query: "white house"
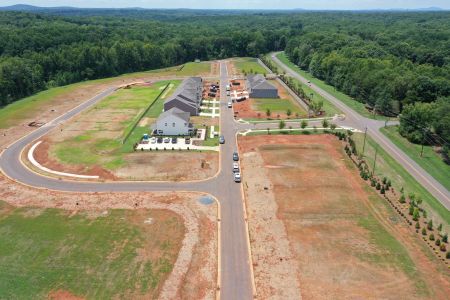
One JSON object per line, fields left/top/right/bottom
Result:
{"left": 152, "top": 107, "right": 194, "bottom": 136}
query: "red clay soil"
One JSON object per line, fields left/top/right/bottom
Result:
{"left": 48, "top": 290, "right": 84, "bottom": 300}
{"left": 239, "top": 134, "right": 450, "bottom": 299}
{"left": 32, "top": 139, "right": 116, "bottom": 180}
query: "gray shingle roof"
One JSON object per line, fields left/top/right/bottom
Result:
{"left": 158, "top": 107, "right": 190, "bottom": 123}
{"left": 247, "top": 74, "right": 277, "bottom": 91}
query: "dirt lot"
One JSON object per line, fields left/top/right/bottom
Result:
{"left": 239, "top": 134, "right": 450, "bottom": 299}
{"left": 234, "top": 79, "right": 306, "bottom": 120}
{"left": 0, "top": 174, "right": 218, "bottom": 299}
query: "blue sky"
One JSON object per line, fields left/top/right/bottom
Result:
{"left": 2, "top": 0, "right": 450, "bottom": 9}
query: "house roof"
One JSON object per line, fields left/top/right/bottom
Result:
{"left": 247, "top": 74, "right": 277, "bottom": 91}
{"left": 157, "top": 107, "right": 190, "bottom": 123}
{"left": 164, "top": 77, "right": 202, "bottom": 111}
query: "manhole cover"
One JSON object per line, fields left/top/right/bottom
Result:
{"left": 199, "top": 196, "right": 214, "bottom": 205}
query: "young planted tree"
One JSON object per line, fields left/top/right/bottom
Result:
{"left": 279, "top": 120, "right": 286, "bottom": 130}
{"left": 441, "top": 244, "right": 447, "bottom": 252}
{"left": 330, "top": 123, "right": 337, "bottom": 131}
{"left": 399, "top": 194, "right": 406, "bottom": 203}
{"left": 286, "top": 109, "right": 292, "bottom": 118}
{"left": 322, "top": 119, "right": 329, "bottom": 128}
{"left": 266, "top": 108, "right": 271, "bottom": 118}
{"left": 430, "top": 233, "right": 435, "bottom": 241}
{"left": 427, "top": 220, "right": 433, "bottom": 231}
{"left": 412, "top": 208, "right": 420, "bottom": 221}
{"left": 422, "top": 228, "right": 427, "bottom": 235}
{"left": 301, "top": 120, "right": 308, "bottom": 129}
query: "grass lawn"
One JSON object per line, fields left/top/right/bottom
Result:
{"left": 381, "top": 126, "right": 450, "bottom": 191}
{"left": 202, "top": 126, "right": 220, "bottom": 147}
{"left": 0, "top": 62, "right": 211, "bottom": 130}
{"left": 178, "top": 62, "right": 212, "bottom": 76}
{"left": 352, "top": 132, "right": 450, "bottom": 227}
{"left": 0, "top": 201, "right": 184, "bottom": 299}
{"left": 234, "top": 58, "right": 267, "bottom": 75}
{"left": 275, "top": 52, "right": 390, "bottom": 120}
{"left": 53, "top": 81, "right": 172, "bottom": 171}
{"left": 145, "top": 80, "right": 182, "bottom": 118}
{"left": 253, "top": 98, "right": 305, "bottom": 115}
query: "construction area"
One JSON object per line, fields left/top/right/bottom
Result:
{"left": 238, "top": 134, "right": 450, "bottom": 299}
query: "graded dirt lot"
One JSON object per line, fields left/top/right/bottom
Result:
{"left": 0, "top": 174, "right": 218, "bottom": 299}
{"left": 239, "top": 134, "right": 450, "bottom": 299}
{"left": 233, "top": 79, "right": 306, "bottom": 120}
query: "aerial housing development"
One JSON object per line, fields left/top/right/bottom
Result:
{"left": 0, "top": 3, "right": 449, "bottom": 300}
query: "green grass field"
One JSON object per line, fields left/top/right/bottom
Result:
{"left": 381, "top": 126, "right": 450, "bottom": 192}
{"left": 275, "top": 52, "right": 389, "bottom": 120}
{"left": 53, "top": 81, "right": 172, "bottom": 170}
{"left": 352, "top": 132, "right": 450, "bottom": 226}
{"left": 0, "top": 201, "right": 184, "bottom": 299}
{"left": 234, "top": 58, "right": 267, "bottom": 74}
{"left": 0, "top": 62, "right": 211, "bottom": 130}
{"left": 253, "top": 98, "right": 306, "bottom": 116}
{"left": 145, "top": 81, "right": 181, "bottom": 118}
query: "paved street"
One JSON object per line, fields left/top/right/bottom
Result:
{"left": 271, "top": 52, "right": 450, "bottom": 210}
{"left": 0, "top": 61, "right": 254, "bottom": 299}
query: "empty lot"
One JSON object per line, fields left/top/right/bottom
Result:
{"left": 239, "top": 134, "right": 449, "bottom": 299}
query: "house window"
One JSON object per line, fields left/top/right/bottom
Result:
{"left": 164, "top": 123, "right": 167, "bottom": 127}
{"left": 184, "top": 123, "right": 187, "bottom": 127}
{"left": 172, "top": 123, "right": 175, "bottom": 127}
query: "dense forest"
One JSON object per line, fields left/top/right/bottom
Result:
{"left": 0, "top": 9, "right": 449, "bottom": 157}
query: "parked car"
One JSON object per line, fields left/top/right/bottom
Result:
{"left": 232, "top": 162, "right": 239, "bottom": 173}
{"left": 157, "top": 137, "right": 163, "bottom": 143}
{"left": 233, "top": 172, "right": 241, "bottom": 183}
{"left": 171, "top": 137, "right": 177, "bottom": 144}
{"left": 163, "top": 137, "right": 170, "bottom": 143}
{"left": 226, "top": 91, "right": 230, "bottom": 96}
{"left": 233, "top": 152, "right": 239, "bottom": 161}
{"left": 219, "top": 135, "right": 225, "bottom": 144}
{"left": 150, "top": 137, "right": 157, "bottom": 144}
{"left": 185, "top": 137, "right": 191, "bottom": 144}
{"left": 227, "top": 102, "right": 232, "bottom": 108}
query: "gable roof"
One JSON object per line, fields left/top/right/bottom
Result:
{"left": 164, "top": 77, "right": 202, "bottom": 110}
{"left": 157, "top": 107, "right": 190, "bottom": 123}
{"left": 247, "top": 74, "right": 277, "bottom": 91}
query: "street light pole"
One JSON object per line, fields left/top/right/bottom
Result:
{"left": 362, "top": 127, "right": 368, "bottom": 157}
{"left": 372, "top": 145, "right": 378, "bottom": 177}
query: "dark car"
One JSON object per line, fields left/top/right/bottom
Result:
{"left": 219, "top": 135, "right": 225, "bottom": 144}
{"left": 233, "top": 151, "right": 239, "bottom": 161}
{"left": 171, "top": 137, "right": 177, "bottom": 144}
{"left": 157, "top": 137, "right": 163, "bottom": 143}
{"left": 185, "top": 137, "right": 191, "bottom": 144}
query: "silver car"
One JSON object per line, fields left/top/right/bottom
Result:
{"left": 233, "top": 172, "right": 241, "bottom": 183}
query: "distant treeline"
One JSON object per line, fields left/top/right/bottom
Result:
{"left": 0, "top": 10, "right": 449, "bottom": 156}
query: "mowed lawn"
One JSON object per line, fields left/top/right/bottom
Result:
{"left": 234, "top": 58, "right": 267, "bottom": 74}
{"left": 274, "top": 52, "right": 389, "bottom": 120}
{"left": 0, "top": 201, "right": 184, "bottom": 299}
{"left": 52, "top": 81, "right": 172, "bottom": 170}
{"left": 352, "top": 132, "right": 450, "bottom": 226}
{"left": 252, "top": 98, "right": 304, "bottom": 116}
{"left": 381, "top": 125, "right": 450, "bottom": 192}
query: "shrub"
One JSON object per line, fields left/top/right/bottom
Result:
{"left": 412, "top": 209, "right": 420, "bottom": 221}
{"left": 422, "top": 228, "right": 427, "bottom": 235}
{"left": 408, "top": 205, "right": 414, "bottom": 216}
{"left": 330, "top": 123, "right": 337, "bottom": 130}
{"left": 422, "top": 210, "right": 427, "bottom": 218}
{"left": 371, "top": 180, "right": 376, "bottom": 187}
{"left": 387, "top": 180, "right": 392, "bottom": 188}
{"left": 429, "top": 234, "right": 435, "bottom": 241}
{"left": 382, "top": 177, "right": 387, "bottom": 184}
{"left": 376, "top": 182, "right": 381, "bottom": 190}
{"left": 443, "top": 233, "right": 448, "bottom": 243}
{"left": 380, "top": 187, "right": 385, "bottom": 194}
{"left": 427, "top": 220, "right": 433, "bottom": 231}
{"left": 438, "top": 223, "right": 443, "bottom": 231}
{"left": 441, "top": 244, "right": 447, "bottom": 252}
{"left": 435, "top": 239, "right": 441, "bottom": 246}
{"left": 322, "top": 119, "right": 329, "bottom": 128}
{"left": 415, "top": 222, "right": 420, "bottom": 230}
{"left": 447, "top": 251, "right": 450, "bottom": 259}
{"left": 399, "top": 194, "right": 406, "bottom": 203}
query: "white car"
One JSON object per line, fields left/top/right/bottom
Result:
{"left": 232, "top": 162, "right": 239, "bottom": 173}
{"left": 163, "top": 137, "right": 171, "bottom": 143}
{"left": 233, "top": 172, "right": 241, "bottom": 183}
{"left": 150, "top": 137, "right": 157, "bottom": 144}
{"left": 227, "top": 102, "right": 232, "bottom": 108}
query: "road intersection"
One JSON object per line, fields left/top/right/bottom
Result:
{"left": 1, "top": 57, "right": 448, "bottom": 300}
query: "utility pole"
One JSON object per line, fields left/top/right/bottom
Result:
{"left": 420, "top": 128, "right": 427, "bottom": 158}
{"left": 362, "top": 127, "right": 368, "bottom": 157}
{"left": 372, "top": 145, "right": 378, "bottom": 177}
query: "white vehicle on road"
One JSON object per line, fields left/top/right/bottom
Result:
{"left": 227, "top": 101, "right": 232, "bottom": 108}
{"left": 233, "top": 172, "right": 241, "bottom": 183}
{"left": 232, "top": 162, "right": 239, "bottom": 173}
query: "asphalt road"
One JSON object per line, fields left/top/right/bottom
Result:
{"left": 271, "top": 52, "right": 450, "bottom": 210}
{"left": 0, "top": 62, "right": 254, "bottom": 299}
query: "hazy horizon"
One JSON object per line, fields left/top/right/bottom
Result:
{"left": 2, "top": 0, "right": 450, "bottom": 10}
